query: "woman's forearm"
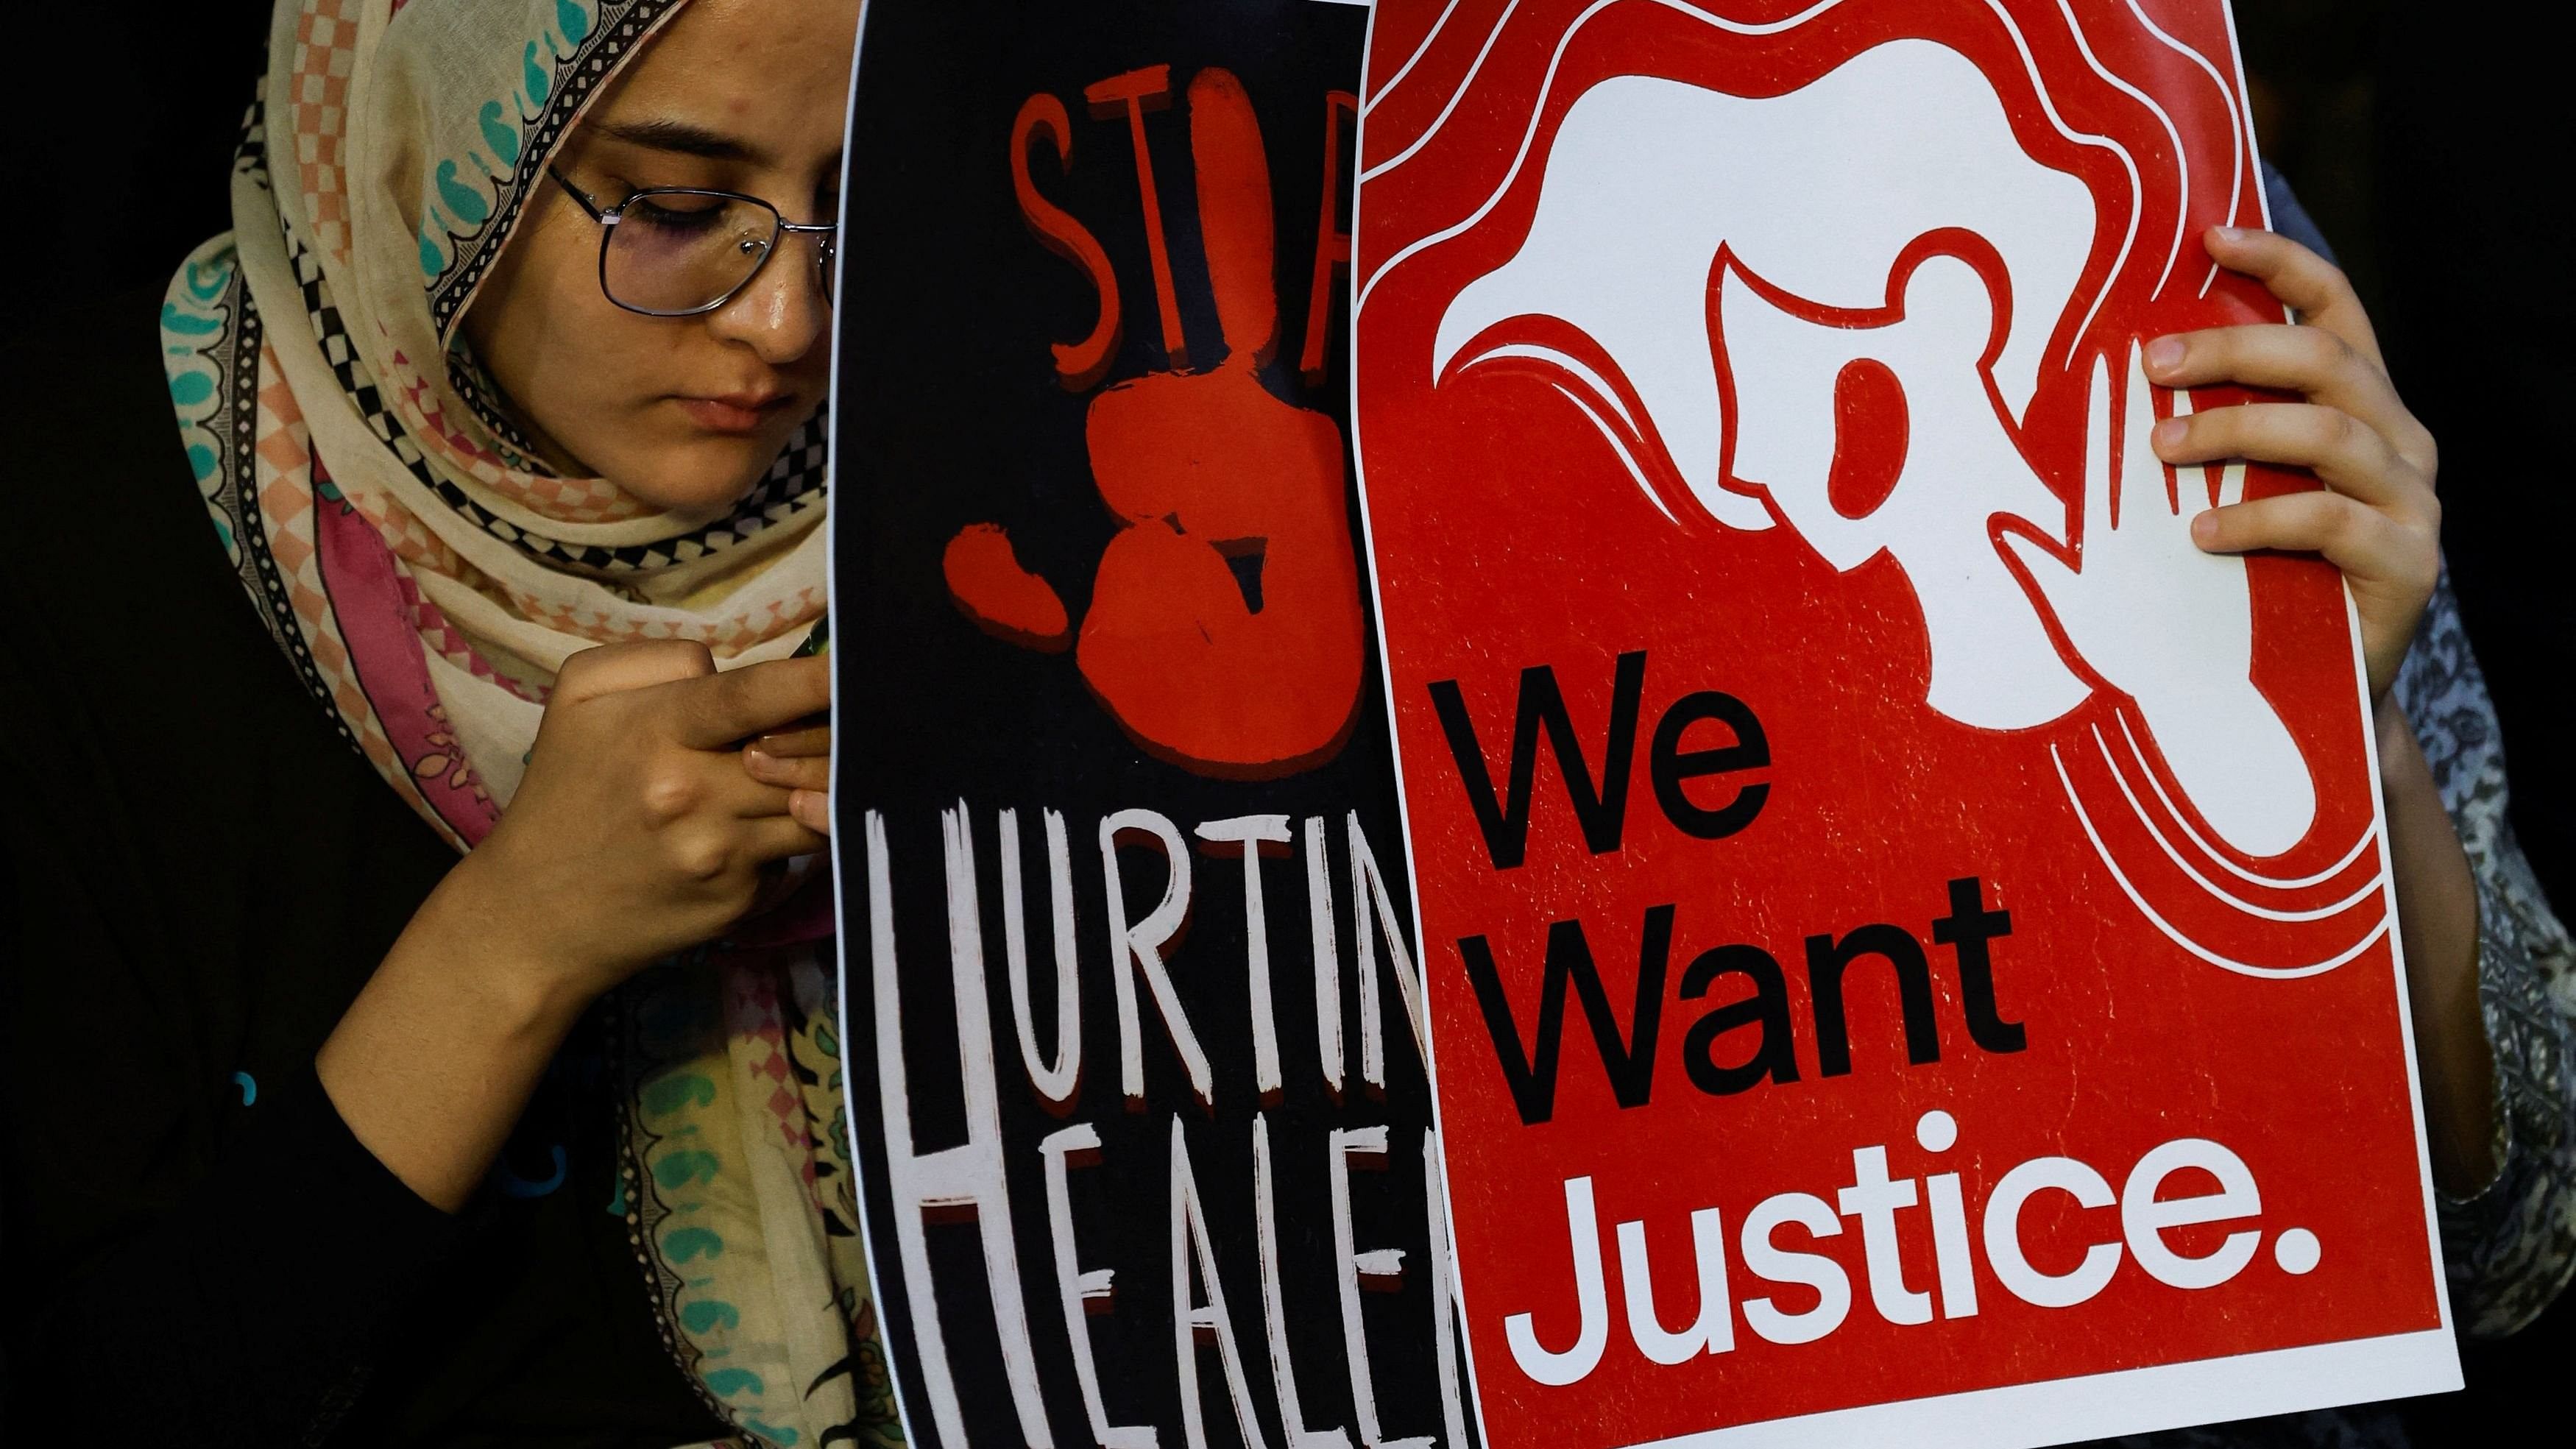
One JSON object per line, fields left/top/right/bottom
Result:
{"left": 316, "top": 855, "right": 595, "bottom": 1213}
{"left": 2375, "top": 693, "right": 2496, "bottom": 1194}
{"left": 314, "top": 650, "right": 834, "bottom": 1213}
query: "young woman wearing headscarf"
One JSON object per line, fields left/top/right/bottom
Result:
{"left": 1, "top": 1, "right": 894, "bottom": 1443}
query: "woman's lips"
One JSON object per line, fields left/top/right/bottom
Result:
{"left": 674, "top": 392, "right": 791, "bottom": 434}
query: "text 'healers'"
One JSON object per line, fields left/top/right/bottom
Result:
{"left": 854, "top": 798, "right": 1473, "bottom": 1448}
{"left": 1432, "top": 649, "right": 2319, "bottom": 1387}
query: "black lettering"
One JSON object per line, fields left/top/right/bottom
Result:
{"left": 1649, "top": 690, "right": 1770, "bottom": 840}
{"left": 1677, "top": 944, "right": 1800, "bottom": 1095}
{"left": 1804, "top": 924, "right": 1941, "bottom": 1077}
{"left": 1932, "top": 875, "right": 2025, "bottom": 1055}
{"left": 1457, "top": 904, "right": 1677, "bottom": 1124}
{"left": 1428, "top": 651, "right": 1647, "bottom": 869}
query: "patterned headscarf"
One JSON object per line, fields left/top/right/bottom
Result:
{"left": 158, "top": 2, "right": 894, "bottom": 1443}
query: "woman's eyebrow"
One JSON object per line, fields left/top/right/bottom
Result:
{"left": 598, "top": 117, "right": 769, "bottom": 165}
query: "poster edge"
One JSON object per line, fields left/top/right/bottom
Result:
{"left": 1347, "top": 6, "right": 2459, "bottom": 1449}
{"left": 2212, "top": 0, "right": 2461, "bottom": 1356}
{"left": 1627, "top": 1327, "right": 2461, "bottom": 1449}
{"left": 826, "top": 3, "right": 936, "bottom": 1448}
{"left": 1345, "top": 3, "right": 1510, "bottom": 1445}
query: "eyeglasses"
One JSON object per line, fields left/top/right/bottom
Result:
{"left": 548, "top": 168, "right": 837, "bottom": 318}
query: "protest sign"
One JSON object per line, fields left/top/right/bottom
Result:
{"left": 1348, "top": 1, "right": 2459, "bottom": 1445}
{"left": 828, "top": 3, "right": 1475, "bottom": 1447}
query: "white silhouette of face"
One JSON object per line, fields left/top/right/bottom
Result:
{"left": 1434, "top": 39, "right": 2103, "bottom": 730}
{"left": 1716, "top": 252, "right": 2092, "bottom": 729}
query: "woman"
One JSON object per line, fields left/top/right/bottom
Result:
{"left": 4, "top": 0, "right": 887, "bottom": 1444}
{"left": 0, "top": 8, "right": 2566, "bottom": 1449}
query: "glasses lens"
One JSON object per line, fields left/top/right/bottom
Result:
{"left": 604, "top": 192, "right": 779, "bottom": 313}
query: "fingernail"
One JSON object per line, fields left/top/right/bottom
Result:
{"left": 2153, "top": 417, "right": 2187, "bottom": 448}
{"left": 743, "top": 745, "right": 776, "bottom": 776}
{"left": 2190, "top": 511, "right": 2218, "bottom": 544}
{"left": 2211, "top": 224, "right": 2244, "bottom": 243}
{"left": 2145, "top": 336, "right": 2185, "bottom": 372}
{"left": 792, "top": 789, "right": 828, "bottom": 830}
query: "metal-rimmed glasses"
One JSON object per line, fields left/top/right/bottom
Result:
{"left": 548, "top": 167, "right": 837, "bottom": 318}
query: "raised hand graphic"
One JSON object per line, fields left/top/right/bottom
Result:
{"left": 946, "top": 68, "right": 1366, "bottom": 779}
{"left": 2000, "top": 343, "right": 2317, "bottom": 858}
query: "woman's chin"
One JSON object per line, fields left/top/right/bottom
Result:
{"left": 608, "top": 436, "right": 789, "bottom": 517}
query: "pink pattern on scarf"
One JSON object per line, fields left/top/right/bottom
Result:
{"left": 313, "top": 459, "right": 503, "bottom": 846}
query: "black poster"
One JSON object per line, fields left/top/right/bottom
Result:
{"left": 827, "top": 3, "right": 1476, "bottom": 1446}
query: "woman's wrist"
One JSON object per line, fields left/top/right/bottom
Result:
{"left": 2374, "top": 687, "right": 2411, "bottom": 748}
{"left": 406, "top": 853, "right": 610, "bottom": 1038}
{"left": 2369, "top": 692, "right": 2498, "bottom": 1191}
{"left": 316, "top": 860, "right": 604, "bottom": 1213}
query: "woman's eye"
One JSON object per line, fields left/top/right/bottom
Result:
{"left": 625, "top": 196, "right": 726, "bottom": 233}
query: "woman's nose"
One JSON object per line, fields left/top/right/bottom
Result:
{"left": 707, "top": 234, "right": 831, "bottom": 365}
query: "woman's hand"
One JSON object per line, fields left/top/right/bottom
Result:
{"left": 743, "top": 718, "right": 830, "bottom": 835}
{"left": 2153, "top": 226, "right": 2494, "bottom": 1190}
{"left": 2146, "top": 224, "right": 2441, "bottom": 702}
{"left": 326, "top": 641, "right": 829, "bottom": 1208}
{"left": 436, "top": 641, "right": 832, "bottom": 1009}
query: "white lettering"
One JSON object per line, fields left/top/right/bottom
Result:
{"left": 1330, "top": 1127, "right": 1432, "bottom": 1448}
{"left": 1197, "top": 815, "right": 1294, "bottom": 1101}
{"left": 1984, "top": 1156, "right": 2121, "bottom": 1308}
{"left": 1505, "top": 1175, "right": 1610, "bottom": 1385}
{"left": 1925, "top": 1169, "right": 1979, "bottom": 1319}
{"left": 1253, "top": 1115, "right": 1354, "bottom": 1449}
{"left": 1041, "top": 1124, "right": 1155, "bottom": 1449}
{"left": 1100, "top": 809, "right": 1210, "bottom": 1110}
{"left": 1738, "top": 1191, "right": 1850, "bottom": 1346}
{"left": 1002, "top": 808, "right": 1083, "bottom": 1110}
{"left": 1615, "top": 1208, "right": 1734, "bottom": 1362}
{"left": 2121, "top": 1138, "right": 2262, "bottom": 1290}
{"left": 1836, "top": 1146, "right": 1931, "bottom": 1325}
{"left": 863, "top": 807, "right": 1054, "bottom": 1448}
{"left": 1306, "top": 817, "right": 1345, "bottom": 1099}
{"left": 1170, "top": 1119, "right": 1273, "bottom": 1449}
{"left": 1423, "top": 1129, "right": 1474, "bottom": 1449}
{"left": 1349, "top": 812, "right": 1426, "bottom": 1094}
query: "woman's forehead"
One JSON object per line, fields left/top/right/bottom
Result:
{"left": 592, "top": 0, "right": 858, "bottom": 149}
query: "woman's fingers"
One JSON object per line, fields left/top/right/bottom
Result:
{"left": 2202, "top": 224, "right": 2385, "bottom": 366}
{"left": 743, "top": 744, "right": 829, "bottom": 794}
{"left": 2143, "top": 319, "right": 2381, "bottom": 409}
{"left": 2142, "top": 323, "right": 2431, "bottom": 474}
{"left": 718, "top": 747, "right": 828, "bottom": 834}
{"left": 668, "top": 655, "right": 833, "bottom": 748}
{"left": 747, "top": 811, "right": 831, "bottom": 862}
{"left": 2189, "top": 488, "right": 2432, "bottom": 591}
{"left": 553, "top": 639, "right": 718, "bottom": 707}
{"left": 2137, "top": 226, "right": 2444, "bottom": 704}
{"left": 2152, "top": 402, "right": 2421, "bottom": 509}
{"left": 743, "top": 718, "right": 829, "bottom": 835}
{"left": 751, "top": 721, "right": 829, "bottom": 757}
{"left": 705, "top": 765, "right": 796, "bottom": 821}
{"left": 2141, "top": 228, "right": 2438, "bottom": 483}
{"left": 789, "top": 789, "right": 830, "bottom": 835}
{"left": 2192, "top": 486, "right": 2437, "bottom": 698}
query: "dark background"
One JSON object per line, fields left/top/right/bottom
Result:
{"left": 12, "top": 0, "right": 2566, "bottom": 1439}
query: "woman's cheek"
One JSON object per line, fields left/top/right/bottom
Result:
{"left": 615, "top": 420, "right": 788, "bottom": 515}
{"left": 571, "top": 338, "right": 693, "bottom": 485}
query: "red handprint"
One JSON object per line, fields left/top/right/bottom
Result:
{"left": 948, "top": 67, "right": 1366, "bottom": 781}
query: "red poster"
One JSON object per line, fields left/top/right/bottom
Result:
{"left": 1349, "top": 1, "right": 2458, "bottom": 1444}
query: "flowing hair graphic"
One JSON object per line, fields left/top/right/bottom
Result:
{"left": 1355, "top": 0, "right": 2389, "bottom": 976}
